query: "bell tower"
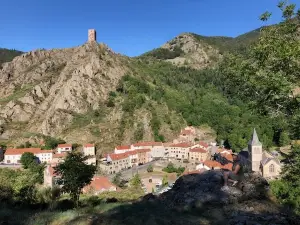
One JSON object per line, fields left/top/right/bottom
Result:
{"left": 248, "top": 128, "right": 263, "bottom": 172}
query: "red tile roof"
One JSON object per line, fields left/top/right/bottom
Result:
{"left": 203, "top": 160, "right": 233, "bottom": 170}
{"left": 171, "top": 142, "right": 191, "bottom": 148}
{"left": 190, "top": 148, "right": 207, "bottom": 153}
{"left": 83, "top": 176, "right": 116, "bottom": 192}
{"left": 57, "top": 144, "right": 72, "bottom": 148}
{"left": 5, "top": 148, "right": 53, "bottom": 155}
{"left": 115, "top": 145, "right": 131, "bottom": 150}
{"left": 136, "top": 149, "right": 151, "bottom": 153}
{"left": 133, "top": 142, "right": 162, "bottom": 147}
{"left": 199, "top": 141, "right": 209, "bottom": 148}
{"left": 126, "top": 150, "right": 138, "bottom": 156}
{"left": 84, "top": 144, "right": 95, "bottom": 148}
{"left": 107, "top": 153, "right": 129, "bottom": 161}
{"left": 53, "top": 153, "right": 67, "bottom": 158}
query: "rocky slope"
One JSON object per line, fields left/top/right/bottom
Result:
{"left": 0, "top": 43, "right": 128, "bottom": 145}
{"left": 0, "top": 42, "right": 191, "bottom": 151}
{"left": 104, "top": 171, "right": 298, "bottom": 225}
{"left": 0, "top": 48, "right": 23, "bottom": 66}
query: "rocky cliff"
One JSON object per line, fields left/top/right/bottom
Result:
{"left": 0, "top": 43, "right": 129, "bottom": 145}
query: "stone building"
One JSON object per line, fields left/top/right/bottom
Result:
{"left": 88, "top": 29, "right": 97, "bottom": 42}
{"left": 248, "top": 129, "right": 263, "bottom": 172}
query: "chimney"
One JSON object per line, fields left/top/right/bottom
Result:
{"left": 88, "top": 29, "right": 97, "bottom": 42}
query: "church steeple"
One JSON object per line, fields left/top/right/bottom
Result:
{"left": 248, "top": 128, "right": 262, "bottom": 146}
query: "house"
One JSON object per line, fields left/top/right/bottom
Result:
{"left": 189, "top": 147, "right": 209, "bottom": 162}
{"left": 136, "top": 149, "right": 151, "bottom": 164}
{"left": 132, "top": 142, "right": 164, "bottom": 158}
{"left": 4, "top": 148, "right": 53, "bottom": 164}
{"left": 44, "top": 164, "right": 56, "bottom": 188}
{"left": 57, "top": 144, "right": 72, "bottom": 154}
{"left": 260, "top": 151, "right": 282, "bottom": 179}
{"left": 199, "top": 141, "right": 209, "bottom": 150}
{"left": 51, "top": 153, "right": 67, "bottom": 164}
{"left": 99, "top": 153, "right": 130, "bottom": 174}
{"left": 126, "top": 150, "right": 139, "bottom": 167}
{"left": 168, "top": 142, "right": 192, "bottom": 160}
{"left": 82, "top": 176, "right": 117, "bottom": 194}
{"left": 203, "top": 150, "right": 233, "bottom": 170}
{"left": 83, "top": 144, "right": 95, "bottom": 156}
{"left": 114, "top": 145, "right": 132, "bottom": 154}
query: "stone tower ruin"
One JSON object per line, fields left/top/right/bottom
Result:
{"left": 88, "top": 29, "right": 97, "bottom": 42}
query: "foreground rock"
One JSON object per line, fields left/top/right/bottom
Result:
{"left": 136, "top": 170, "right": 298, "bottom": 225}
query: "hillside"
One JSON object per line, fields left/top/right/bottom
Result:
{"left": 140, "top": 27, "right": 261, "bottom": 69}
{"left": 0, "top": 48, "right": 23, "bottom": 66}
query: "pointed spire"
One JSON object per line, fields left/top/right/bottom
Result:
{"left": 248, "top": 128, "right": 262, "bottom": 146}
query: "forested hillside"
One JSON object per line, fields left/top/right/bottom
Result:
{"left": 0, "top": 48, "right": 23, "bottom": 65}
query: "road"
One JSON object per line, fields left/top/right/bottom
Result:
{"left": 0, "top": 163, "right": 22, "bottom": 169}
{"left": 107, "top": 159, "right": 166, "bottom": 180}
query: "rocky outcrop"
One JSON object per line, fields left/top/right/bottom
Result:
{"left": 139, "top": 171, "right": 298, "bottom": 225}
{"left": 0, "top": 42, "right": 129, "bottom": 139}
{"left": 161, "top": 33, "right": 222, "bottom": 69}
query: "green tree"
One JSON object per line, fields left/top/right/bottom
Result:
{"left": 279, "top": 131, "right": 290, "bottom": 146}
{"left": 54, "top": 152, "right": 96, "bottom": 206}
{"left": 147, "top": 165, "right": 154, "bottom": 173}
{"left": 20, "top": 152, "right": 37, "bottom": 169}
{"left": 112, "top": 172, "right": 126, "bottom": 188}
{"left": 130, "top": 174, "right": 142, "bottom": 188}
{"left": 162, "top": 175, "right": 168, "bottom": 187}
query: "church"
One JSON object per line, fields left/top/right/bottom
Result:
{"left": 246, "top": 129, "right": 282, "bottom": 180}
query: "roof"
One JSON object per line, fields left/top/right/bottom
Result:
{"left": 133, "top": 142, "right": 162, "bottom": 147}
{"left": 170, "top": 142, "right": 191, "bottom": 148}
{"left": 203, "top": 160, "right": 233, "bottom": 170}
{"left": 57, "top": 144, "right": 72, "bottom": 148}
{"left": 107, "top": 153, "right": 129, "bottom": 161}
{"left": 190, "top": 148, "right": 207, "bottom": 153}
{"left": 163, "top": 142, "right": 174, "bottom": 147}
{"left": 199, "top": 141, "right": 209, "bottom": 148}
{"left": 248, "top": 128, "right": 262, "bottom": 146}
{"left": 115, "top": 145, "right": 131, "bottom": 150}
{"left": 126, "top": 150, "right": 138, "bottom": 156}
{"left": 53, "top": 153, "right": 67, "bottom": 158}
{"left": 136, "top": 149, "right": 151, "bottom": 153}
{"left": 5, "top": 148, "right": 53, "bottom": 155}
{"left": 217, "top": 148, "right": 232, "bottom": 154}
{"left": 84, "top": 176, "right": 116, "bottom": 191}
{"left": 84, "top": 144, "right": 95, "bottom": 148}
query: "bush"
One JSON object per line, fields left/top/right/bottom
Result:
{"left": 162, "top": 163, "right": 185, "bottom": 176}
{"left": 147, "top": 165, "right": 153, "bottom": 173}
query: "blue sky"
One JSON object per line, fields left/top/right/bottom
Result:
{"left": 0, "top": 0, "right": 295, "bottom": 56}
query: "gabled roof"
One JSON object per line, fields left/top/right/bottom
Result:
{"left": 5, "top": 148, "right": 53, "bottom": 155}
{"left": 107, "top": 153, "right": 129, "bottom": 161}
{"left": 84, "top": 144, "right": 95, "bottom": 148}
{"left": 57, "top": 144, "right": 72, "bottom": 148}
{"left": 133, "top": 142, "right": 163, "bottom": 147}
{"left": 248, "top": 128, "right": 262, "bottom": 146}
{"left": 136, "top": 149, "right": 151, "bottom": 153}
{"left": 170, "top": 142, "right": 191, "bottom": 148}
{"left": 83, "top": 176, "right": 116, "bottom": 191}
{"left": 190, "top": 148, "right": 207, "bottom": 153}
{"left": 199, "top": 141, "right": 209, "bottom": 148}
{"left": 53, "top": 153, "right": 67, "bottom": 158}
{"left": 115, "top": 145, "right": 131, "bottom": 150}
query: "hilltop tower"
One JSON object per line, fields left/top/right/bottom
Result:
{"left": 248, "top": 128, "right": 263, "bottom": 172}
{"left": 88, "top": 29, "right": 97, "bottom": 42}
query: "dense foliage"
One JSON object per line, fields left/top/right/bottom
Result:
{"left": 162, "top": 163, "right": 185, "bottom": 176}
{"left": 55, "top": 152, "right": 96, "bottom": 206}
{"left": 270, "top": 145, "right": 300, "bottom": 214}
{"left": 141, "top": 46, "right": 184, "bottom": 60}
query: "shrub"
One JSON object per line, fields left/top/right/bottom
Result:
{"left": 147, "top": 165, "right": 153, "bottom": 173}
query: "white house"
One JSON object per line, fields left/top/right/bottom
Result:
{"left": 57, "top": 144, "right": 72, "bottom": 154}
{"left": 114, "top": 145, "right": 132, "bottom": 154}
{"left": 4, "top": 148, "right": 53, "bottom": 164}
{"left": 83, "top": 144, "right": 95, "bottom": 156}
{"left": 132, "top": 142, "right": 165, "bottom": 158}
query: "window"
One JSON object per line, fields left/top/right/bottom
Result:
{"left": 269, "top": 164, "right": 275, "bottom": 173}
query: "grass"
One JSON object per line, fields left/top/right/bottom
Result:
{"left": 0, "top": 84, "right": 34, "bottom": 105}
{"left": 70, "top": 108, "right": 106, "bottom": 129}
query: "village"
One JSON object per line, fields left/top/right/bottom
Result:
{"left": 0, "top": 126, "right": 283, "bottom": 195}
